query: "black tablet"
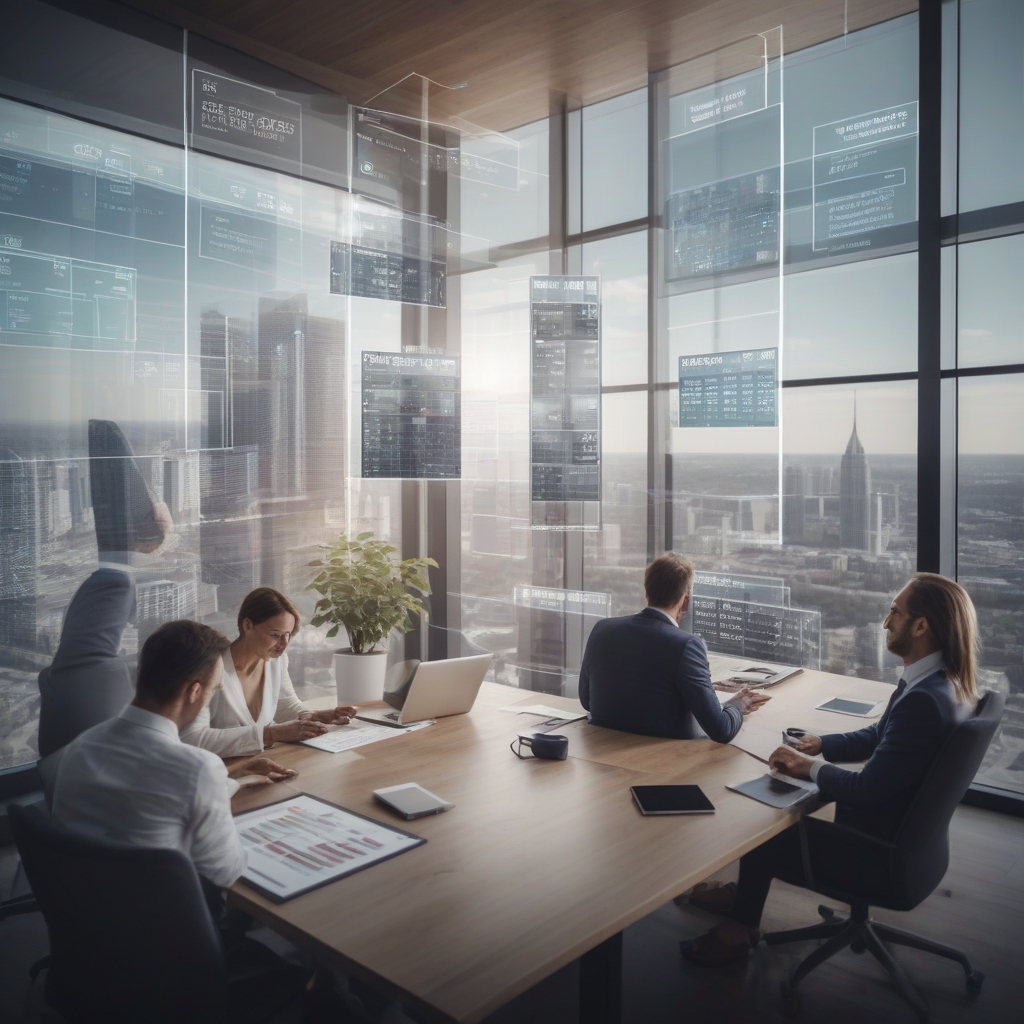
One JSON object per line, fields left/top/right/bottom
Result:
{"left": 630, "top": 785, "right": 715, "bottom": 816}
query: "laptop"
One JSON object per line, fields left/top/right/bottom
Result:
{"left": 355, "top": 653, "right": 493, "bottom": 728}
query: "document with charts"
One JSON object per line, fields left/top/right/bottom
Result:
{"left": 234, "top": 795, "right": 425, "bottom": 901}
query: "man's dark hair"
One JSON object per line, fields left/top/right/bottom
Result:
{"left": 644, "top": 553, "right": 695, "bottom": 609}
{"left": 136, "top": 620, "right": 230, "bottom": 705}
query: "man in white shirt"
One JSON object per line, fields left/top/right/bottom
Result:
{"left": 52, "top": 619, "right": 260, "bottom": 889}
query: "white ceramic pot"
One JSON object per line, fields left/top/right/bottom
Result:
{"left": 333, "top": 648, "right": 388, "bottom": 704}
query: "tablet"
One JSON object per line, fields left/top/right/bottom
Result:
{"left": 630, "top": 785, "right": 715, "bottom": 816}
{"left": 816, "top": 696, "right": 880, "bottom": 717}
{"left": 373, "top": 783, "right": 453, "bottom": 820}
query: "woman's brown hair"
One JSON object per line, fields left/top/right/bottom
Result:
{"left": 237, "top": 587, "right": 301, "bottom": 636}
{"left": 905, "top": 573, "right": 979, "bottom": 705}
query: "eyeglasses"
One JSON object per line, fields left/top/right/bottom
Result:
{"left": 265, "top": 629, "right": 296, "bottom": 642}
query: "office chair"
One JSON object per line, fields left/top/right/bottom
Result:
{"left": 9, "top": 802, "right": 301, "bottom": 1024}
{"left": 763, "top": 690, "right": 1004, "bottom": 1023}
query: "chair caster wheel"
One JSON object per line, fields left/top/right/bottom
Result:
{"left": 850, "top": 938, "right": 866, "bottom": 954}
{"left": 817, "top": 905, "right": 836, "bottom": 921}
{"left": 966, "top": 970, "right": 984, "bottom": 994}
{"left": 779, "top": 982, "right": 802, "bottom": 1017}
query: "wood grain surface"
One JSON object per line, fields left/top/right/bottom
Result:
{"left": 228, "top": 672, "right": 886, "bottom": 1023}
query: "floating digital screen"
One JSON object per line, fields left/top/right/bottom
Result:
{"left": 0, "top": 249, "right": 136, "bottom": 347}
{"left": 191, "top": 70, "right": 301, "bottom": 166}
{"left": 666, "top": 167, "right": 779, "bottom": 281}
{"left": 530, "top": 276, "right": 601, "bottom": 503}
{"left": 330, "top": 242, "right": 446, "bottom": 307}
{"left": 199, "top": 205, "right": 277, "bottom": 274}
{"left": 693, "top": 596, "right": 821, "bottom": 668}
{"left": 692, "top": 571, "right": 789, "bottom": 607}
{"left": 812, "top": 102, "right": 918, "bottom": 255}
{"left": 678, "top": 348, "right": 777, "bottom": 427}
{"left": 361, "top": 351, "right": 460, "bottom": 479}
{"left": 352, "top": 108, "right": 449, "bottom": 219}
{"left": 679, "top": 68, "right": 766, "bottom": 133}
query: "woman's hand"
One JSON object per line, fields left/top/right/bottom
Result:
{"left": 240, "top": 756, "right": 299, "bottom": 782}
{"left": 306, "top": 705, "right": 358, "bottom": 726}
{"left": 264, "top": 719, "right": 328, "bottom": 746}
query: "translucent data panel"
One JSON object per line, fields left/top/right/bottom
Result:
{"left": 958, "top": 373, "right": 1024, "bottom": 795}
{"left": 957, "top": 234, "right": 1024, "bottom": 369}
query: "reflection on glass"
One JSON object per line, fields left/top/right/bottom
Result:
{"left": 957, "top": 234, "right": 1024, "bottom": 368}
{"left": 957, "top": 374, "right": 1024, "bottom": 795}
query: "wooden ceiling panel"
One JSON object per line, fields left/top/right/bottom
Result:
{"left": 124, "top": 0, "right": 918, "bottom": 131}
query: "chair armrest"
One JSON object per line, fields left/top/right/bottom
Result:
{"left": 803, "top": 815, "right": 897, "bottom": 852}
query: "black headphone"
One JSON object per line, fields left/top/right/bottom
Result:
{"left": 511, "top": 732, "right": 569, "bottom": 760}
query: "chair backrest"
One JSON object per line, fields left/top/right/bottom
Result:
{"left": 9, "top": 802, "right": 228, "bottom": 1024}
{"left": 891, "top": 690, "right": 1005, "bottom": 906}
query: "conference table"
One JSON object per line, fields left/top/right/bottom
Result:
{"left": 228, "top": 658, "right": 895, "bottom": 1024}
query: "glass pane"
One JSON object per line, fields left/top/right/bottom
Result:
{"left": 957, "top": 234, "right": 1024, "bottom": 368}
{"left": 958, "top": 374, "right": 1024, "bottom": 795}
{"left": 668, "top": 379, "right": 917, "bottom": 675}
{"left": 583, "top": 390, "right": 648, "bottom": 618}
{"left": 0, "top": 98, "right": 187, "bottom": 771}
{"left": 582, "top": 230, "right": 647, "bottom": 387}
{"left": 582, "top": 89, "right": 647, "bottom": 231}
{"left": 784, "top": 253, "right": 917, "bottom": 379}
{"left": 781, "top": 14, "right": 918, "bottom": 267}
{"left": 959, "top": 0, "right": 1024, "bottom": 213}
{"left": 460, "top": 118, "right": 549, "bottom": 249}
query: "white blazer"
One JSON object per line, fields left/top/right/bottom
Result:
{"left": 180, "top": 649, "right": 308, "bottom": 758}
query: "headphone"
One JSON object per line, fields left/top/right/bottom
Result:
{"left": 511, "top": 732, "right": 569, "bottom": 761}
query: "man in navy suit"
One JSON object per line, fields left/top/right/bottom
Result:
{"left": 683, "top": 572, "right": 979, "bottom": 965}
{"left": 579, "top": 553, "right": 770, "bottom": 743}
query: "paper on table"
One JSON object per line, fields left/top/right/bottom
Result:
{"left": 300, "top": 719, "right": 431, "bottom": 753}
{"left": 499, "top": 703, "right": 587, "bottom": 722}
{"left": 234, "top": 794, "right": 424, "bottom": 901}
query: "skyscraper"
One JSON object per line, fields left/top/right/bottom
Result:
{"left": 839, "top": 404, "right": 871, "bottom": 550}
{"left": 783, "top": 463, "right": 806, "bottom": 544}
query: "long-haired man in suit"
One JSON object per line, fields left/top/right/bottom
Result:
{"left": 682, "top": 572, "right": 979, "bottom": 965}
{"left": 579, "top": 553, "right": 771, "bottom": 743}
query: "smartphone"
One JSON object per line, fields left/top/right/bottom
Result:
{"left": 782, "top": 727, "right": 808, "bottom": 748}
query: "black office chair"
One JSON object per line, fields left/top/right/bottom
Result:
{"left": 763, "top": 690, "right": 1004, "bottom": 1022}
{"left": 9, "top": 802, "right": 302, "bottom": 1024}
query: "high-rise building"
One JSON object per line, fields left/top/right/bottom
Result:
{"left": 783, "top": 464, "right": 806, "bottom": 544}
{"left": 839, "top": 407, "right": 872, "bottom": 550}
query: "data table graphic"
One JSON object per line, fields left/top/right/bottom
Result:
{"left": 361, "top": 350, "right": 460, "bottom": 479}
{"left": 530, "top": 276, "right": 601, "bottom": 503}
{"left": 678, "top": 348, "right": 777, "bottom": 428}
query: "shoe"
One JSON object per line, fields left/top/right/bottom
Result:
{"left": 680, "top": 925, "right": 760, "bottom": 967}
{"left": 685, "top": 881, "right": 737, "bottom": 914}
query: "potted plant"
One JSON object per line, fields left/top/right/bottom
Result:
{"left": 307, "top": 531, "right": 437, "bottom": 703}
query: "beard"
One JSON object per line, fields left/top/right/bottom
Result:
{"left": 886, "top": 618, "right": 915, "bottom": 657}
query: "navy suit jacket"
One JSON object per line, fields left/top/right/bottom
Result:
{"left": 817, "top": 670, "right": 960, "bottom": 840}
{"left": 578, "top": 608, "right": 742, "bottom": 743}
{"left": 37, "top": 569, "right": 136, "bottom": 758}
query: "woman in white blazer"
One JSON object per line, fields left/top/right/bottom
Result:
{"left": 181, "top": 587, "right": 357, "bottom": 758}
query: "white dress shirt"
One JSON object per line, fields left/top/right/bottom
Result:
{"left": 180, "top": 650, "right": 308, "bottom": 758}
{"left": 52, "top": 704, "right": 246, "bottom": 888}
{"left": 808, "top": 651, "right": 946, "bottom": 783}
{"left": 648, "top": 607, "right": 680, "bottom": 627}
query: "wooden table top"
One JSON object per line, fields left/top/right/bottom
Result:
{"left": 229, "top": 668, "right": 890, "bottom": 1024}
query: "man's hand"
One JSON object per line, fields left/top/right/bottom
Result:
{"left": 787, "top": 732, "right": 822, "bottom": 755}
{"left": 768, "top": 745, "right": 814, "bottom": 780}
{"left": 306, "top": 705, "right": 358, "bottom": 726}
{"left": 264, "top": 719, "right": 328, "bottom": 745}
{"left": 240, "top": 756, "right": 298, "bottom": 782}
{"left": 726, "top": 688, "right": 772, "bottom": 715}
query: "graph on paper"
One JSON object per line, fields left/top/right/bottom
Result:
{"left": 233, "top": 794, "right": 425, "bottom": 900}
